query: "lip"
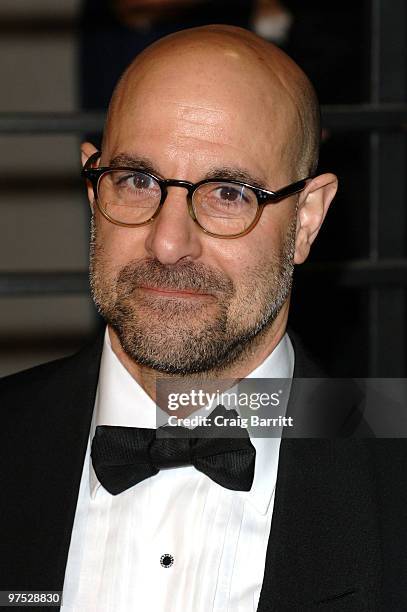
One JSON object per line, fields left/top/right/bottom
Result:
{"left": 138, "top": 286, "right": 214, "bottom": 299}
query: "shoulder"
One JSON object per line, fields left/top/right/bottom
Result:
{"left": 287, "top": 329, "right": 371, "bottom": 436}
{"left": 287, "top": 328, "right": 327, "bottom": 378}
{"left": 1, "top": 353, "right": 74, "bottom": 392}
{"left": 0, "top": 331, "right": 105, "bottom": 418}
{"left": 0, "top": 354, "right": 79, "bottom": 420}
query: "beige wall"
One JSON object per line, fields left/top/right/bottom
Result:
{"left": 0, "top": 0, "right": 97, "bottom": 376}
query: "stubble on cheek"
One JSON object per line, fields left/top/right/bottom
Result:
{"left": 88, "top": 214, "right": 296, "bottom": 374}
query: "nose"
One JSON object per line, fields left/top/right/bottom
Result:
{"left": 144, "top": 185, "right": 203, "bottom": 265}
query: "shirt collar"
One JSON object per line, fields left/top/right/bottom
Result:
{"left": 90, "top": 327, "right": 294, "bottom": 513}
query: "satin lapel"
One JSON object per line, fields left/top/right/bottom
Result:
{"left": 256, "top": 439, "right": 381, "bottom": 611}
{"left": 256, "top": 334, "right": 381, "bottom": 611}
{"left": 0, "top": 331, "right": 104, "bottom": 592}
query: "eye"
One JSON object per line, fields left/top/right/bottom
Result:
{"left": 217, "top": 186, "right": 243, "bottom": 201}
{"left": 116, "top": 172, "right": 157, "bottom": 190}
{"left": 211, "top": 184, "right": 252, "bottom": 205}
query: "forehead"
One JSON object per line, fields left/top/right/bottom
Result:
{"left": 104, "top": 46, "right": 298, "bottom": 182}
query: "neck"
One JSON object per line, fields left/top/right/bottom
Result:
{"left": 108, "top": 301, "right": 290, "bottom": 402}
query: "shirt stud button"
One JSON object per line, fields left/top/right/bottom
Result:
{"left": 160, "top": 553, "right": 174, "bottom": 568}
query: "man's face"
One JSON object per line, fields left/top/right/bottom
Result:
{"left": 89, "top": 43, "right": 299, "bottom": 375}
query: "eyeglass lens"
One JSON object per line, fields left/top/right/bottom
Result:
{"left": 97, "top": 170, "right": 259, "bottom": 235}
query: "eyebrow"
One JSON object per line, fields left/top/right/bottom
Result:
{"left": 203, "top": 167, "right": 267, "bottom": 190}
{"left": 109, "top": 154, "right": 159, "bottom": 175}
{"left": 109, "top": 153, "right": 268, "bottom": 190}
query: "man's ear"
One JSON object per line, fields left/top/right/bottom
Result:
{"left": 294, "top": 173, "right": 338, "bottom": 264}
{"left": 81, "top": 141, "right": 99, "bottom": 212}
{"left": 81, "top": 141, "right": 98, "bottom": 167}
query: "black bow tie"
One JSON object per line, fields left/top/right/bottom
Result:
{"left": 91, "top": 405, "right": 256, "bottom": 495}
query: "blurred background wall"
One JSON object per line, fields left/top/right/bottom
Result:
{"left": 0, "top": 0, "right": 95, "bottom": 376}
{"left": 0, "top": 0, "right": 406, "bottom": 377}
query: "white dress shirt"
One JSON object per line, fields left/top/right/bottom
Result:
{"left": 61, "top": 328, "right": 294, "bottom": 612}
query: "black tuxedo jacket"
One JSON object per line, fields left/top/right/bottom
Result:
{"left": 1, "top": 332, "right": 407, "bottom": 611}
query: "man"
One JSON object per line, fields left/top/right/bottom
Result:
{"left": 1, "top": 25, "right": 406, "bottom": 612}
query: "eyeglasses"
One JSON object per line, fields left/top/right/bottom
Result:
{"left": 82, "top": 151, "right": 310, "bottom": 238}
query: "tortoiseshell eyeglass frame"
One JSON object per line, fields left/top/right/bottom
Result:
{"left": 81, "top": 151, "right": 312, "bottom": 239}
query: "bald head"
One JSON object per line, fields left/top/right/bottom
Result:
{"left": 103, "top": 25, "right": 320, "bottom": 179}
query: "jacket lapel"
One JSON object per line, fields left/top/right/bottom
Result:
{"left": 1, "top": 332, "right": 104, "bottom": 591}
{"left": 256, "top": 439, "right": 381, "bottom": 611}
{"left": 256, "top": 334, "right": 381, "bottom": 611}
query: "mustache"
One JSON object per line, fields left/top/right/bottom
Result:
{"left": 116, "top": 259, "right": 234, "bottom": 296}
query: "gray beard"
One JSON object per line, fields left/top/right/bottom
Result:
{"left": 89, "top": 217, "right": 295, "bottom": 376}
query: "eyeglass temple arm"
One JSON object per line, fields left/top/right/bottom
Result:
{"left": 271, "top": 177, "right": 311, "bottom": 200}
{"left": 81, "top": 150, "right": 102, "bottom": 177}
